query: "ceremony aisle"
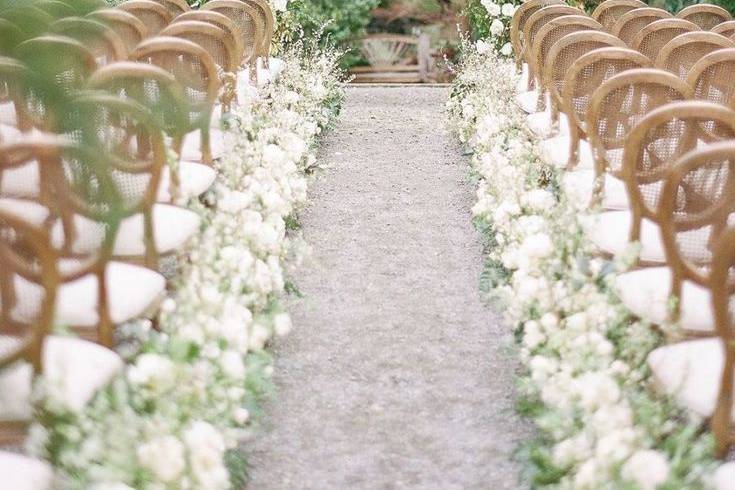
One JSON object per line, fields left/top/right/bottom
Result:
{"left": 246, "top": 86, "right": 529, "bottom": 488}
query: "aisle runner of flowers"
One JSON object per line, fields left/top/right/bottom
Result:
{"left": 27, "top": 42, "right": 345, "bottom": 489}
{"left": 446, "top": 45, "right": 733, "bottom": 489}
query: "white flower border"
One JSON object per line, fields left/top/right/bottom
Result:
{"left": 27, "top": 41, "right": 346, "bottom": 490}
{"left": 446, "top": 44, "right": 730, "bottom": 489}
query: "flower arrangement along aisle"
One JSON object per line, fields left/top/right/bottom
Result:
{"left": 446, "top": 43, "right": 735, "bottom": 489}
{"left": 27, "top": 39, "right": 346, "bottom": 489}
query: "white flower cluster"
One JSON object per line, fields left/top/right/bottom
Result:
{"left": 29, "top": 43, "right": 346, "bottom": 489}
{"left": 476, "top": 0, "right": 518, "bottom": 56}
{"left": 447, "top": 45, "right": 719, "bottom": 489}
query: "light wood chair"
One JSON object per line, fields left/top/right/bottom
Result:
{"left": 688, "top": 48, "right": 735, "bottom": 108}
{"left": 612, "top": 7, "right": 673, "bottom": 46}
{"left": 541, "top": 31, "right": 627, "bottom": 160}
{"left": 160, "top": 20, "right": 239, "bottom": 73}
{"left": 174, "top": 10, "right": 247, "bottom": 67}
{"left": 630, "top": 18, "right": 700, "bottom": 61}
{"left": 712, "top": 19, "right": 735, "bottom": 37}
{"left": 202, "top": 0, "right": 265, "bottom": 71}
{"left": 130, "top": 36, "right": 221, "bottom": 165}
{"left": 584, "top": 69, "right": 692, "bottom": 263}
{"left": 591, "top": 0, "right": 646, "bottom": 31}
{"left": 655, "top": 31, "right": 734, "bottom": 80}
{"left": 149, "top": 0, "right": 190, "bottom": 17}
{"left": 677, "top": 3, "right": 732, "bottom": 30}
{"left": 89, "top": 8, "right": 148, "bottom": 53}
{"left": 561, "top": 47, "right": 651, "bottom": 198}
{"left": 239, "top": 0, "right": 274, "bottom": 62}
{"left": 510, "top": 0, "right": 564, "bottom": 69}
{"left": 50, "top": 17, "right": 128, "bottom": 66}
{"left": 117, "top": 0, "right": 173, "bottom": 37}
{"left": 521, "top": 4, "right": 580, "bottom": 93}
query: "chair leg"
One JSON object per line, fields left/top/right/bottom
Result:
{"left": 96, "top": 265, "right": 114, "bottom": 348}
{"left": 713, "top": 348, "right": 734, "bottom": 458}
{"left": 566, "top": 126, "right": 580, "bottom": 171}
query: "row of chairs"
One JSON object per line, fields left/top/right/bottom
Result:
{"left": 0, "top": 0, "right": 276, "bottom": 486}
{"left": 511, "top": 0, "right": 735, "bottom": 461}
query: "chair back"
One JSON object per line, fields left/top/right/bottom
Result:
{"left": 677, "top": 4, "right": 732, "bottom": 30}
{"left": 89, "top": 9, "right": 148, "bottom": 53}
{"left": 631, "top": 18, "right": 700, "bottom": 61}
{"left": 117, "top": 0, "right": 173, "bottom": 36}
{"left": 591, "top": 0, "right": 646, "bottom": 31}
{"left": 521, "top": 5, "right": 580, "bottom": 66}
{"left": 511, "top": 0, "right": 564, "bottom": 65}
{"left": 160, "top": 20, "right": 238, "bottom": 73}
{"left": 656, "top": 31, "right": 734, "bottom": 80}
{"left": 712, "top": 19, "right": 735, "bottom": 37}
{"left": 201, "top": 0, "right": 265, "bottom": 66}
{"left": 688, "top": 48, "right": 735, "bottom": 108}
{"left": 174, "top": 10, "right": 246, "bottom": 65}
{"left": 51, "top": 17, "right": 128, "bottom": 66}
{"left": 239, "top": 0, "right": 274, "bottom": 59}
{"left": 149, "top": 0, "right": 190, "bottom": 17}
{"left": 612, "top": 7, "right": 672, "bottom": 46}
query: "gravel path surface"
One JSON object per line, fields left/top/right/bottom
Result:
{"left": 246, "top": 86, "right": 529, "bottom": 489}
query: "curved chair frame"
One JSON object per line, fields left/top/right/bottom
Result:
{"left": 687, "top": 47, "right": 735, "bottom": 108}
{"left": 591, "top": 0, "right": 647, "bottom": 31}
{"left": 655, "top": 31, "right": 734, "bottom": 80}
{"left": 510, "top": 0, "right": 564, "bottom": 68}
{"left": 630, "top": 18, "right": 700, "bottom": 61}
{"left": 677, "top": 3, "right": 732, "bottom": 30}
{"left": 117, "top": 0, "right": 173, "bottom": 36}
{"left": 88, "top": 8, "right": 148, "bottom": 53}
{"left": 612, "top": 7, "right": 673, "bottom": 46}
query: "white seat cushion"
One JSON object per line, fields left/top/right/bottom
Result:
{"left": 178, "top": 127, "right": 228, "bottom": 162}
{"left": 0, "top": 335, "right": 122, "bottom": 419}
{"left": 615, "top": 267, "right": 720, "bottom": 334}
{"left": 0, "top": 197, "right": 49, "bottom": 224}
{"left": 538, "top": 135, "right": 595, "bottom": 169}
{"left": 562, "top": 170, "right": 629, "bottom": 210}
{"left": 516, "top": 90, "right": 540, "bottom": 114}
{"left": 51, "top": 204, "right": 200, "bottom": 256}
{"left": 0, "top": 452, "right": 53, "bottom": 490}
{"left": 517, "top": 63, "right": 530, "bottom": 93}
{"left": 648, "top": 338, "right": 733, "bottom": 419}
{"left": 714, "top": 463, "right": 735, "bottom": 490}
{"left": 526, "top": 111, "right": 570, "bottom": 138}
{"left": 0, "top": 159, "right": 40, "bottom": 198}
{"left": 12, "top": 261, "right": 165, "bottom": 327}
{"left": 585, "top": 210, "right": 666, "bottom": 263}
{"left": 0, "top": 102, "right": 17, "bottom": 127}
{"left": 157, "top": 161, "right": 217, "bottom": 202}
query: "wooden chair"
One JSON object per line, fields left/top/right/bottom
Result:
{"left": 149, "top": 0, "right": 190, "bottom": 17}
{"left": 712, "top": 19, "right": 735, "bottom": 37}
{"left": 521, "top": 4, "right": 580, "bottom": 93}
{"left": 202, "top": 0, "right": 265, "bottom": 70}
{"left": 174, "top": 10, "right": 247, "bottom": 66}
{"left": 561, "top": 47, "right": 651, "bottom": 204}
{"left": 160, "top": 20, "right": 239, "bottom": 73}
{"left": 540, "top": 31, "right": 628, "bottom": 167}
{"left": 612, "top": 7, "right": 673, "bottom": 46}
{"left": 130, "top": 37, "right": 221, "bottom": 165}
{"left": 239, "top": 0, "right": 274, "bottom": 62}
{"left": 117, "top": 0, "right": 173, "bottom": 37}
{"left": 50, "top": 17, "right": 128, "bottom": 66}
{"left": 528, "top": 14, "right": 601, "bottom": 114}
{"left": 615, "top": 102, "right": 735, "bottom": 331}
{"left": 630, "top": 18, "right": 700, "bottom": 62}
{"left": 87, "top": 61, "right": 215, "bottom": 203}
{"left": 677, "top": 3, "right": 732, "bottom": 30}
{"left": 510, "top": 0, "right": 563, "bottom": 69}
{"left": 655, "top": 31, "right": 734, "bottom": 80}
{"left": 688, "top": 48, "right": 735, "bottom": 108}
{"left": 88, "top": 8, "right": 148, "bottom": 53}
{"left": 591, "top": 0, "right": 646, "bottom": 31}
{"left": 584, "top": 69, "right": 692, "bottom": 263}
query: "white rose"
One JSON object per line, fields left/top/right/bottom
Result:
{"left": 219, "top": 351, "right": 246, "bottom": 380}
{"left": 273, "top": 312, "right": 292, "bottom": 336}
{"left": 490, "top": 19, "right": 505, "bottom": 36}
{"left": 482, "top": 0, "right": 501, "bottom": 16}
{"left": 137, "top": 436, "right": 186, "bottom": 483}
{"left": 476, "top": 39, "right": 492, "bottom": 55}
{"left": 502, "top": 3, "right": 516, "bottom": 17}
{"left": 500, "top": 42, "right": 513, "bottom": 56}
{"left": 127, "top": 354, "right": 176, "bottom": 392}
{"left": 520, "top": 232, "right": 554, "bottom": 260}
{"left": 184, "top": 422, "right": 229, "bottom": 489}
{"left": 522, "top": 189, "right": 555, "bottom": 212}
{"left": 622, "top": 450, "right": 670, "bottom": 490}
{"left": 714, "top": 463, "right": 735, "bottom": 490}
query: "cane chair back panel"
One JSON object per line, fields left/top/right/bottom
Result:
{"left": 587, "top": 68, "right": 691, "bottom": 180}
{"left": 160, "top": 20, "right": 238, "bottom": 73}
{"left": 149, "top": 0, "right": 189, "bottom": 17}
{"left": 240, "top": 0, "right": 274, "bottom": 58}
{"left": 130, "top": 37, "right": 219, "bottom": 134}
{"left": 563, "top": 47, "right": 651, "bottom": 137}
{"left": 35, "top": 0, "right": 76, "bottom": 19}
{"left": 656, "top": 134, "right": 735, "bottom": 295}
{"left": 531, "top": 15, "right": 602, "bottom": 88}
{"left": 202, "top": 0, "right": 264, "bottom": 65}
{"left": 522, "top": 5, "right": 580, "bottom": 66}
{"left": 0, "top": 19, "right": 23, "bottom": 57}
{"left": 591, "top": 0, "right": 647, "bottom": 31}
{"left": 545, "top": 31, "right": 627, "bottom": 112}
{"left": 677, "top": 4, "right": 732, "bottom": 30}
{"left": 51, "top": 17, "right": 128, "bottom": 67}
{"left": 612, "top": 7, "right": 673, "bottom": 46}
{"left": 174, "top": 11, "right": 246, "bottom": 65}
{"left": 0, "top": 208, "right": 57, "bottom": 373}
{"left": 710, "top": 223, "right": 735, "bottom": 456}
{"left": 89, "top": 9, "right": 148, "bottom": 53}
{"left": 623, "top": 101, "right": 735, "bottom": 249}
{"left": 87, "top": 61, "right": 190, "bottom": 140}
{"left": 713, "top": 20, "right": 735, "bottom": 37}
{"left": 117, "top": 0, "right": 173, "bottom": 37}
{"left": 656, "top": 31, "right": 734, "bottom": 80}
{"left": 511, "top": 0, "right": 564, "bottom": 63}
{"left": 688, "top": 48, "right": 735, "bottom": 108}
{"left": 15, "top": 36, "right": 97, "bottom": 132}
{"left": 631, "top": 18, "right": 700, "bottom": 61}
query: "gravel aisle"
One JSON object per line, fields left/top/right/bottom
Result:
{"left": 246, "top": 86, "right": 529, "bottom": 489}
